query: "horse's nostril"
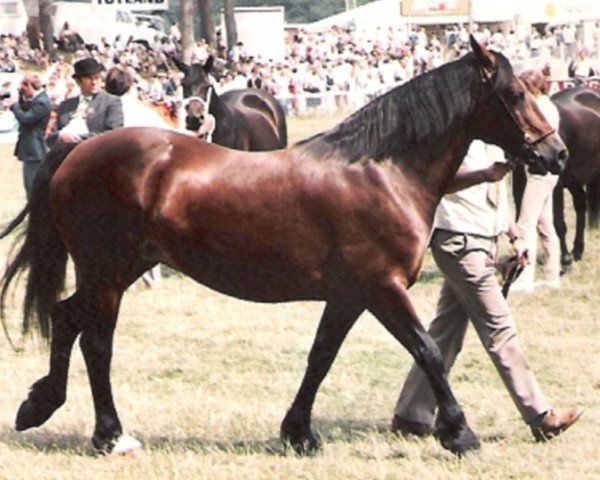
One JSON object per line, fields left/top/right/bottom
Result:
{"left": 558, "top": 149, "right": 569, "bottom": 161}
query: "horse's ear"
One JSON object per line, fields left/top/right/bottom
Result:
{"left": 470, "top": 34, "right": 496, "bottom": 72}
{"left": 204, "top": 55, "right": 214, "bottom": 74}
{"left": 171, "top": 55, "right": 190, "bottom": 74}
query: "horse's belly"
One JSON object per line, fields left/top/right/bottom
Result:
{"left": 167, "top": 251, "right": 324, "bottom": 303}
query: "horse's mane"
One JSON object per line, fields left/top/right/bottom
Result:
{"left": 297, "top": 52, "right": 507, "bottom": 163}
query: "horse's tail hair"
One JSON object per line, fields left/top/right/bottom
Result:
{"left": 1, "top": 142, "right": 78, "bottom": 341}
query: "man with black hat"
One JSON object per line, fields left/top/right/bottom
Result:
{"left": 47, "top": 57, "right": 123, "bottom": 148}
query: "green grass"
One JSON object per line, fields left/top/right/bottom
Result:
{"left": 0, "top": 119, "right": 598, "bottom": 479}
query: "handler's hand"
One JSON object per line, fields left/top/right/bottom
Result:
{"left": 512, "top": 242, "right": 530, "bottom": 267}
{"left": 485, "top": 162, "right": 512, "bottom": 182}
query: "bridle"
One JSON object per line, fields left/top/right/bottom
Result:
{"left": 478, "top": 65, "right": 555, "bottom": 163}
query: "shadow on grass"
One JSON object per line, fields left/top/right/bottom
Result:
{"left": 0, "top": 416, "right": 506, "bottom": 457}
{"left": 0, "top": 417, "right": 403, "bottom": 457}
{"left": 0, "top": 425, "right": 94, "bottom": 455}
{"left": 114, "top": 417, "right": 399, "bottom": 457}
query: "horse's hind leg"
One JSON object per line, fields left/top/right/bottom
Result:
{"left": 570, "top": 183, "right": 587, "bottom": 261}
{"left": 76, "top": 283, "right": 130, "bottom": 454}
{"left": 553, "top": 180, "right": 572, "bottom": 269}
{"left": 588, "top": 175, "right": 600, "bottom": 229}
{"left": 16, "top": 293, "right": 85, "bottom": 431}
{"left": 281, "top": 300, "right": 363, "bottom": 454}
{"left": 368, "top": 280, "right": 479, "bottom": 455}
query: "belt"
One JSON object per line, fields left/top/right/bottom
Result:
{"left": 434, "top": 228, "right": 498, "bottom": 242}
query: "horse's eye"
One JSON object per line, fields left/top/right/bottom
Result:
{"left": 510, "top": 91, "right": 526, "bottom": 103}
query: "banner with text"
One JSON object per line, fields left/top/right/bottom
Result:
{"left": 94, "top": 0, "right": 169, "bottom": 11}
{"left": 401, "top": 0, "right": 469, "bottom": 17}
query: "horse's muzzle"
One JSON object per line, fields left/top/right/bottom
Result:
{"left": 185, "top": 114, "right": 204, "bottom": 132}
{"left": 525, "top": 136, "right": 568, "bottom": 176}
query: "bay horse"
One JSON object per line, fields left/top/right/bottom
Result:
{"left": 0, "top": 37, "right": 566, "bottom": 457}
{"left": 513, "top": 84, "right": 600, "bottom": 267}
{"left": 173, "top": 55, "right": 288, "bottom": 151}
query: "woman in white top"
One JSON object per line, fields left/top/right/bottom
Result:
{"left": 105, "top": 66, "right": 174, "bottom": 130}
{"left": 512, "top": 70, "right": 562, "bottom": 292}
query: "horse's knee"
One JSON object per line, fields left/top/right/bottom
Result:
{"left": 412, "top": 334, "right": 445, "bottom": 375}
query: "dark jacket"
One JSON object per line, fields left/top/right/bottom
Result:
{"left": 47, "top": 91, "right": 123, "bottom": 147}
{"left": 10, "top": 90, "right": 52, "bottom": 162}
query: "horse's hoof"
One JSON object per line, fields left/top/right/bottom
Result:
{"left": 572, "top": 249, "right": 583, "bottom": 261}
{"left": 93, "top": 433, "right": 141, "bottom": 457}
{"left": 280, "top": 416, "right": 321, "bottom": 455}
{"left": 561, "top": 254, "right": 573, "bottom": 267}
{"left": 282, "top": 433, "right": 321, "bottom": 456}
{"left": 15, "top": 388, "right": 65, "bottom": 431}
{"left": 435, "top": 419, "right": 480, "bottom": 456}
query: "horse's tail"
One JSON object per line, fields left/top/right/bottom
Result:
{"left": 0, "top": 142, "right": 78, "bottom": 340}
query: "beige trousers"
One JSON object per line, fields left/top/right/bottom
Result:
{"left": 516, "top": 172, "right": 561, "bottom": 286}
{"left": 394, "top": 230, "right": 551, "bottom": 425}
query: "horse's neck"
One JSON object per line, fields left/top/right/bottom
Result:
{"left": 403, "top": 122, "right": 474, "bottom": 194}
{"left": 390, "top": 126, "right": 474, "bottom": 231}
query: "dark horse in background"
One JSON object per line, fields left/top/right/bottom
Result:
{"left": 513, "top": 86, "right": 600, "bottom": 268}
{"left": 173, "top": 55, "right": 287, "bottom": 151}
{"left": 0, "top": 38, "right": 565, "bottom": 457}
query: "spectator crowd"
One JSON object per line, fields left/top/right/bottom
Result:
{"left": 1, "top": 19, "right": 600, "bottom": 119}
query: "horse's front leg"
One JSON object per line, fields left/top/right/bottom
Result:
{"left": 569, "top": 183, "right": 587, "bottom": 261}
{"left": 281, "top": 300, "right": 363, "bottom": 454}
{"left": 368, "top": 279, "right": 479, "bottom": 456}
{"left": 16, "top": 294, "right": 84, "bottom": 431}
{"left": 77, "top": 287, "right": 136, "bottom": 455}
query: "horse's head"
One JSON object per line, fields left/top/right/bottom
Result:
{"left": 469, "top": 36, "right": 568, "bottom": 175}
{"left": 173, "top": 55, "right": 215, "bottom": 101}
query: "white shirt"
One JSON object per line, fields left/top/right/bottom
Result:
{"left": 121, "top": 90, "right": 175, "bottom": 130}
{"left": 434, "top": 140, "right": 510, "bottom": 238}
{"left": 536, "top": 94, "right": 560, "bottom": 131}
{"left": 61, "top": 95, "right": 93, "bottom": 136}
{"left": 526, "top": 94, "right": 560, "bottom": 181}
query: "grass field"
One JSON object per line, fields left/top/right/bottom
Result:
{"left": 0, "top": 117, "right": 598, "bottom": 480}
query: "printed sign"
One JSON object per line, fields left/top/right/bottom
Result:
{"left": 94, "top": 0, "right": 169, "bottom": 11}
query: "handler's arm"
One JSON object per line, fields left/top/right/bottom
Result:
{"left": 446, "top": 162, "right": 512, "bottom": 193}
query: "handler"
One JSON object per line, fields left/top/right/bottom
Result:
{"left": 391, "top": 140, "right": 583, "bottom": 443}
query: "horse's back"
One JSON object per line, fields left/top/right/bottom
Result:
{"left": 52, "top": 128, "right": 223, "bottom": 211}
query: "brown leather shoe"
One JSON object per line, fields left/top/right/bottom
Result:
{"left": 530, "top": 407, "right": 584, "bottom": 442}
{"left": 391, "top": 415, "right": 434, "bottom": 437}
